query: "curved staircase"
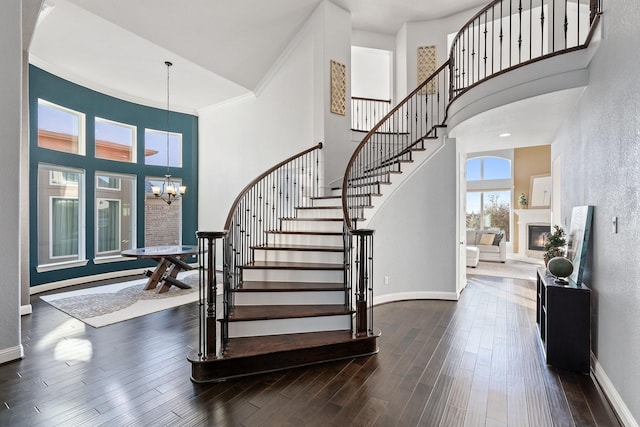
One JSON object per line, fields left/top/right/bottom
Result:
{"left": 188, "top": 0, "right": 602, "bottom": 383}
{"left": 189, "top": 145, "right": 379, "bottom": 382}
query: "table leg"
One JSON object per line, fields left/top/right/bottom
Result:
{"left": 143, "top": 257, "right": 170, "bottom": 291}
{"left": 156, "top": 255, "right": 191, "bottom": 293}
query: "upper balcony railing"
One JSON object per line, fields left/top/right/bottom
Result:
{"left": 343, "top": 0, "right": 602, "bottom": 231}
{"left": 450, "top": 0, "right": 601, "bottom": 98}
{"left": 351, "top": 97, "right": 392, "bottom": 132}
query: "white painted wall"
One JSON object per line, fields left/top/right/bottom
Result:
{"left": 369, "top": 138, "right": 458, "bottom": 303}
{"left": 552, "top": 1, "right": 640, "bottom": 424}
{"left": 0, "top": 0, "right": 24, "bottom": 364}
{"left": 351, "top": 46, "right": 391, "bottom": 100}
{"left": 198, "top": 1, "right": 353, "bottom": 230}
{"left": 198, "top": 18, "right": 316, "bottom": 231}
{"left": 318, "top": 1, "right": 352, "bottom": 186}
{"left": 398, "top": 6, "right": 481, "bottom": 96}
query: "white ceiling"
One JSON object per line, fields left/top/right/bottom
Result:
{"left": 450, "top": 87, "right": 585, "bottom": 153}
{"left": 29, "top": 0, "right": 488, "bottom": 113}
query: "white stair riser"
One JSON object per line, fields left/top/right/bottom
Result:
{"left": 228, "top": 315, "right": 351, "bottom": 338}
{"left": 296, "top": 208, "right": 343, "bottom": 219}
{"left": 268, "top": 233, "right": 343, "bottom": 247}
{"left": 242, "top": 268, "right": 343, "bottom": 283}
{"left": 349, "top": 182, "right": 383, "bottom": 194}
{"left": 311, "top": 198, "right": 342, "bottom": 208}
{"left": 348, "top": 173, "right": 390, "bottom": 186}
{"left": 253, "top": 249, "right": 343, "bottom": 264}
{"left": 342, "top": 196, "right": 373, "bottom": 208}
{"left": 234, "top": 291, "right": 344, "bottom": 305}
{"left": 280, "top": 219, "right": 343, "bottom": 233}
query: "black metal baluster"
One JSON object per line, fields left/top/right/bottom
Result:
{"left": 500, "top": 0, "right": 504, "bottom": 71}
{"left": 484, "top": 11, "right": 488, "bottom": 79}
{"left": 564, "top": 0, "right": 568, "bottom": 49}
{"left": 509, "top": 0, "right": 513, "bottom": 67}
{"left": 529, "top": 0, "right": 533, "bottom": 60}
{"left": 542, "top": 0, "right": 546, "bottom": 55}
{"left": 471, "top": 20, "right": 476, "bottom": 85}
{"left": 492, "top": 5, "right": 495, "bottom": 75}
{"left": 518, "top": 0, "right": 523, "bottom": 63}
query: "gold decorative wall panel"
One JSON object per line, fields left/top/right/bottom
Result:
{"left": 417, "top": 45, "right": 437, "bottom": 95}
{"left": 330, "top": 60, "right": 346, "bottom": 115}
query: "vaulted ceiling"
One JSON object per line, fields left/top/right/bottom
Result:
{"left": 29, "top": 0, "right": 488, "bottom": 113}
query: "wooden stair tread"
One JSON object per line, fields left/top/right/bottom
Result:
{"left": 236, "top": 281, "right": 344, "bottom": 292}
{"left": 189, "top": 330, "right": 380, "bottom": 382}
{"left": 223, "top": 330, "right": 370, "bottom": 358}
{"left": 243, "top": 261, "right": 344, "bottom": 270}
{"left": 228, "top": 304, "right": 352, "bottom": 321}
{"left": 281, "top": 217, "right": 344, "bottom": 221}
{"left": 311, "top": 195, "right": 340, "bottom": 200}
{"left": 295, "top": 206, "right": 342, "bottom": 210}
{"left": 266, "top": 230, "right": 343, "bottom": 236}
{"left": 251, "top": 243, "right": 343, "bottom": 252}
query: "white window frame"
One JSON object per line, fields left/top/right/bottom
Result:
{"left": 48, "top": 196, "right": 81, "bottom": 260}
{"left": 96, "top": 198, "right": 122, "bottom": 256}
{"left": 94, "top": 117, "right": 137, "bottom": 163}
{"left": 96, "top": 174, "right": 121, "bottom": 191}
{"left": 37, "top": 98, "right": 86, "bottom": 156}
{"left": 49, "top": 170, "right": 80, "bottom": 187}
{"left": 37, "top": 164, "right": 87, "bottom": 272}
{"left": 144, "top": 128, "right": 183, "bottom": 167}
{"left": 94, "top": 172, "right": 137, "bottom": 261}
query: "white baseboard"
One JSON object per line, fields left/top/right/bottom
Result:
{"left": 20, "top": 304, "right": 32, "bottom": 316}
{"left": 374, "top": 291, "right": 459, "bottom": 306}
{"left": 0, "top": 345, "right": 24, "bottom": 365}
{"left": 591, "top": 352, "right": 639, "bottom": 427}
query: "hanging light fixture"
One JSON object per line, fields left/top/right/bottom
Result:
{"left": 151, "top": 60, "right": 186, "bottom": 205}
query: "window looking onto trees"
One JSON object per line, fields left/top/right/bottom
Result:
{"left": 466, "top": 155, "right": 512, "bottom": 241}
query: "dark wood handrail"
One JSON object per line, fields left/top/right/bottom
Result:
{"left": 342, "top": 0, "right": 602, "bottom": 232}
{"left": 451, "top": 12, "right": 602, "bottom": 102}
{"left": 223, "top": 142, "right": 323, "bottom": 231}
{"left": 341, "top": 60, "right": 450, "bottom": 230}
{"left": 351, "top": 96, "right": 391, "bottom": 103}
{"left": 449, "top": 0, "right": 601, "bottom": 99}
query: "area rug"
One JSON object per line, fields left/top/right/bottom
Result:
{"left": 467, "top": 258, "right": 543, "bottom": 281}
{"left": 40, "top": 272, "right": 201, "bottom": 328}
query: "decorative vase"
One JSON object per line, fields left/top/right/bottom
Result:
{"left": 547, "top": 256, "right": 574, "bottom": 284}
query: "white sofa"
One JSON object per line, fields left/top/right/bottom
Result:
{"left": 466, "top": 230, "right": 506, "bottom": 263}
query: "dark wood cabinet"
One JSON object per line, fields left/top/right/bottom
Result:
{"left": 536, "top": 267, "right": 591, "bottom": 373}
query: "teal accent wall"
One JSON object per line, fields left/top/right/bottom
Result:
{"left": 29, "top": 65, "right": 198, "bottom": 286}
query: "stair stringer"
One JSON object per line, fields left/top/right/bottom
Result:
{"left": 349, "top": 132, "right": 447, "bottom": 229}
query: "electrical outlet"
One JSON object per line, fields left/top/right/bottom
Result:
{"left": 384, "top": 275, "right": 389, "bottom": 285}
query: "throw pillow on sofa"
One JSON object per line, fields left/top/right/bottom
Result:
{"left": 478, "top": 233, "right": 495, "bottom": 245}
{"left": 492, "top": 233, "right": 504, "bottom": 246}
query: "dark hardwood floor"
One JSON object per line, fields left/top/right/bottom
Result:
{"left": 0, "top": 274, "right": 620, "bottom": 426}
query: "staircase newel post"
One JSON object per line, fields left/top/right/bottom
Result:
{"left": 196, "top": 231, "right": 226, "bottom": 360}
{"left": 353, "top": 229, "right": 374, "bottom": 337}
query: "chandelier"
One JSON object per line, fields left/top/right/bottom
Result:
{"left": 151, "top": 61, "right": 186, "bottom": 205}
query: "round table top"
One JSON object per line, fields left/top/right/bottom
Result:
{"left": 121, "top": 245, "right": 199, "bottom": 259}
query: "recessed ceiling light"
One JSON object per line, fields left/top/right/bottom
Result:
{"left": 499, "top": 132, "right": 512, "bottom": 137}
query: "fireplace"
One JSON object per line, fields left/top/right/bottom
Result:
{"left": 528, "top": 225, "right": 550, "bottom": 251}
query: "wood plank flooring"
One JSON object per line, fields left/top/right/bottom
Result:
{"left": 0, "top": 274, "right": 621, "bottom": 426}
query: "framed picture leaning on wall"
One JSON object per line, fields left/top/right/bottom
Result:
{"left": 567, "top": 205, "right": 594, "bottom": 285}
